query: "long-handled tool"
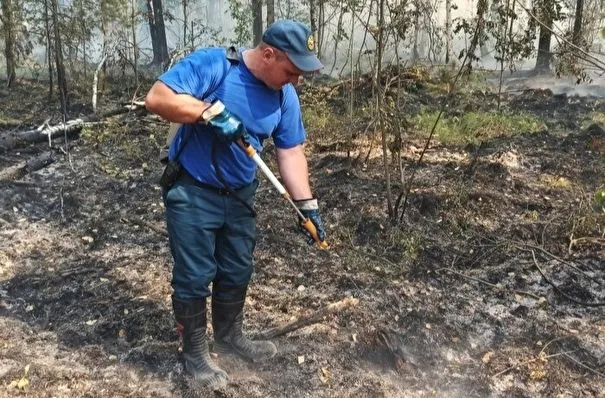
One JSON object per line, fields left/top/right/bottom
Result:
{"left": 237, "top": 139, "right": 328, "bottom": 249}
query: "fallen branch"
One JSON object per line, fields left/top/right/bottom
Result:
{"left": 530, "top": 250, "right": 605, "bottom": 307}
{"left": 0, "top": 151, "right": 56, "bottom": 181}
{"left": 491, "top": 351, "right": 571, "bottom": 378}
{"left": 260, "top": 297, "right": 359, "bottom": 340}
{"left": 562, "top": 352, "right": 605, "bottom": 378}
{"left": 515, "top": 242, "right": 603, "bottom": 287}
{"left": 0, "top": 104, "right": 146, "bottom": 152}
{"left": 568, "top": 236, "right": 605, "bottom": 253}
{"left": 436, "top": 267, "right": 542, "bottom": 300}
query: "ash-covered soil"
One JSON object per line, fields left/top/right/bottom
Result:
{"left": 0, "top": 77, "right": 604, "bottom": 397}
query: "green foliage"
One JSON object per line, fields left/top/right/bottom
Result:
{"left": 428, "top": 65, "right": 491, "bottom": 93}
{"left": 303, "top": 106, "right": 332, "bottom": 133}
{"left": 388, "top": 228, "right": 422, "bottom": 261}
{"left": 227, "top": 0, "right": 253, "bottom": 45}
{"left": 568, "top": 191, "right": 605, "bottom": 244}
{"left": 588, "top": 112, "right": 605, "bottom": 127}
{"left": 413, "top": 109, "right": 545, "bottom": 145}
{"left": 540, "top": 174, "right": 572, "bottom": 189}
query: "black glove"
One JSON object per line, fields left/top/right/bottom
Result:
{"left": 201, "top": 100, "right": 247, "bottom": 142}
{"left": 295, "top": 198, "right": 327, "bottom": 246}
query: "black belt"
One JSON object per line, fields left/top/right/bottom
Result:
{"left": 177, "top": 169, "right": 243, "bottom": 195}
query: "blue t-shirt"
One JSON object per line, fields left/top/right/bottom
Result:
{"left": 158, "top": 48, "right": 306, "bottom": 188}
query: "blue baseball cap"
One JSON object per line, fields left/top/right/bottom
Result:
{"left": 262, "top": 20, "right": 323, "bottom": 73}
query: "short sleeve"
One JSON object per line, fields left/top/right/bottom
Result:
{"left": 272, "top": 84, "right": 306, "bottom": 149}
{"left": 158, "top": 48, "right": 229, "bottom": 100}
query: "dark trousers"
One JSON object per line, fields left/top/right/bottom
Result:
{"left": 163, "top": 179, "right": 258, "bottom": 299}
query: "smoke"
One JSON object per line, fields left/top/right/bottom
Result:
{"left": 494, "top": 72, "right": 605, "bottom": 98}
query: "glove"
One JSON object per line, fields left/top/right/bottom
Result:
{"left": 201, "top": 100, "right": 247, "bottom": 142}
{"left": 295, "top": 198, "right": 327, "bottom": 246}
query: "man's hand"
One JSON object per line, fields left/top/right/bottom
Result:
{"left": 294, "top": 198, "right": 326, "bottom": 246}
{"left": 201, "top": 100, "right": 247, "bottom": 142}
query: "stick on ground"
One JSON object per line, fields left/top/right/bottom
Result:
{"left": 260, "top": 296, "right": 359, "bottom": 340}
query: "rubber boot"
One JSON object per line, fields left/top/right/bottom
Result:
{"left": 172, "top": 296, "right": 229, "bottom": 386}
{"left": 212, "top": 284, "right": 277, "bottom": 362}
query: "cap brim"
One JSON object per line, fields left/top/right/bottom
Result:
{"left": 287, "top": 53, "right": 323, "bottom": 73}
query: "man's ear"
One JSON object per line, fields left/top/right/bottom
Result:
{"left": 262, "top": 46, "right": 277, "bottom": 62}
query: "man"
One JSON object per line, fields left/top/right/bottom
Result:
{"left": 145, "top": 20, "right": 327, "bottom": 387}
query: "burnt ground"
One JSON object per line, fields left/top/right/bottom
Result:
{"left": 0, "top": 76, "right": 604, "bottom": 398}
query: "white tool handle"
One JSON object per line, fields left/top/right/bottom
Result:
{"left": 251, "top": 153, "right": 288, "bottom": 196}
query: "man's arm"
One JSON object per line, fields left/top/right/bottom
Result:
{"left": 276, "top": 144, "right": 313, "bottom": 200}
{"left": 145, "top": 81, "right": 211, "bottom": 124}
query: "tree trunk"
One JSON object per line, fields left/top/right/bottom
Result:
{"left": 182, "top": 0, "right": 188, "bottom": 48}
{"left": 534, "top": 0, "right": 553, "bottom": 73}
{"left": 147, "top": 0, "right": 169, "bottom": 66}
{"left": 329, "top": 1, "right": 345, "bottom": 75}
{"left": 266, "top": 0, "right": 275, "bottom": 26}
{"left": 44, "top": 0, "right": 53, "bottom": 97}
{"left": 317, "top": 1, "right": 325, "bottom": 59}
{"left": 445, "top": 0, "right": 452, "bottom": 63}
{"left": 131, "top": 0, "right": 139, "bottom": 84}
{"left": 1, "top": 0, "right": 16, "bottom": 87}
{"left": 466, "top": 0, "right": 488, "bottom": 72}
{"left": 572, "top": 0, "right": 584, "bottom": 45}
{"left": 252, "top": 0, "right": 263, "bottom": 46}
{"left": 412, "top": 0, "right": 420, "bottom": 61}
{"left": 376, "top": 0, "right": 393, "bottom": 218}
{"left": 309, "top": 0, "right": 318, "bottom": 58}
{"left": 50, "top": 0, "right": 68, "bottom": 112}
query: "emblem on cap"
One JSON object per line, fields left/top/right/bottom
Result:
{"left": 307, "top": 35, "right": 315, "bottom": 51}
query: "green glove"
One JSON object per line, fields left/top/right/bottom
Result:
{"left": 201, "top": 100, "right": 247, "bottom": 142}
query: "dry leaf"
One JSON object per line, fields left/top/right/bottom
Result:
{"left": 319, "top": 367, "right": 330, "bottom": 383}
{"left": 17, "top": 377, "right": 29, "bottom": 390}
{"left": 482, "top": 351, "right": 494, "bottom": 363}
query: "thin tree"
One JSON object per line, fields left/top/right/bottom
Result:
{"left": 131, "top": 0, "right": 138, "bottom": 83}
{"left": 252, "top": 0, "right": 263, "bottom": 46}
{"left": 445, "top": 0, "right": 452, "bottom": 63}
{"left": 146, "top": 0, "right": 168, "bottom": 66}
{"left": 375, "top": 0, "right": 393, "bottom": 217}
{"left": 266, "top": 0, "right": 275, "bottom": 26}
{"left": 572, "top": 0, "right": 584, "bottom": 45}
{"left": 182, "top": 0, "right": 188, "bottom": 48}
{"left": 534, "top": 0, "right": 554, "bottom": 73}
{"left": 44, "top": 0, "right": 54, "bottom": 96}
{"left": 309, "top": 0, "right": 318, "bottom": 56}
{"left": 1, "top": 0, "right": 16, "bottom": 87}
{"left": 50, "top": 0, "right": 68, "bottom": 112}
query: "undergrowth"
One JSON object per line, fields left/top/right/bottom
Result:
{"left": 413, "top": 109, "right": 546, "bottom": 145}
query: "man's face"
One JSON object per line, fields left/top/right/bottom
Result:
{"left": 262, "top": 47, "right": 304, "bottom": 90}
